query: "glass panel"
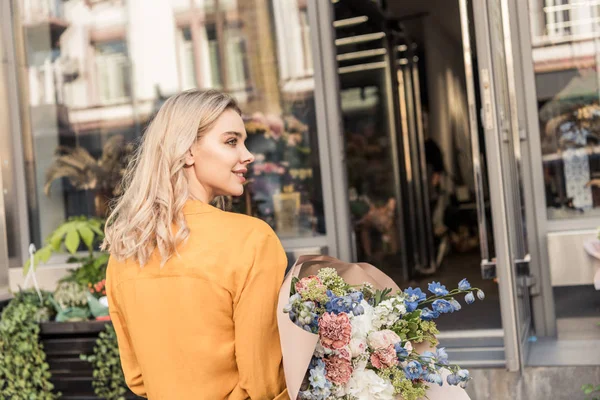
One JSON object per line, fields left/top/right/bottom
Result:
{"left": 528, "top": 0, "right": 600, "bottom": 337}
{"left": 333, "top": 4, "right": 402, "bottom": 271}
{"left": 15, "top": 0, "right": 326, "bottom": 251}
{"left": 486, "top": 0, "right": 532, "bottom": 354}
{"left": 529, "top": 0, "right": 600, "bottom": 219}
{"left": 334, "top": 0, "right": 504, "bottom": 332}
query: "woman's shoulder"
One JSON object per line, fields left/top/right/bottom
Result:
{"left": 189, "top": 208, "right": 277, "bottom": 238}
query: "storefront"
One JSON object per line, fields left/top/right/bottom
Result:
{"left": 0, "top": 0, "right": 599, "bottom": 374}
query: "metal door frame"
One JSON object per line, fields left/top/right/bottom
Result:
{"left": 467, "top": 0, "right": 537, "bottom": 371}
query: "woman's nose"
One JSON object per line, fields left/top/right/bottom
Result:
{"left": 242, "top": 148, "right": 255, "bottom": 164}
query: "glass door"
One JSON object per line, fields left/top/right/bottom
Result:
{"left": 466, "top": 0, "right": 534, "bottom": 370}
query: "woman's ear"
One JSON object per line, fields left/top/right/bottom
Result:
{"left": 184, "top": 149, "right": 195, "bottom": 168}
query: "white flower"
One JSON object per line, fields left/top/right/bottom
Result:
{"left": 351, "top": 300, "right": 374, "bottom": 339}
{"left": 314, "top": 341, "right": 326, "bottom": 358}
{"left": 372, "top": 297, "right": 407, "bottom": 329}
{"left": 346, "top": 369, "right": 395, "bottom": 400}
{"left": 349, "top": 338, "right": 368, "bottom": 357}
{"left": 404, "top": 341, "right": 413, "bottom": 354}
{"left": 367, "top": 330, "right": 401, "bottom": 350}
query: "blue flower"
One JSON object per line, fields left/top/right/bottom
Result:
{"left": 352, "top": 304, "right": 365, "bottom": 316}
{"left": 395, "top": 343, "right": 409, "bottom": 359}
{"left": 309, "top": 366, "right": 328, "bottom": 389}
{"left": 349, "top": 291, "right": 364, "bottom": 303}
{"left": 449, "top": 298, "right": 462, "bottom": 311}
{"left": 465, "top": 292, "right": 475, "bottom": 304}
{"left": 325, "top": 296, "right": 354, "bottom": 314}
{"left": 458, "top": 279, "right": 471, "bottom": 290}
{"left": 425, "top": 373, "right": 443, "bottom": 386}
{"left": 477, "top": 290, "right": 485, "bottom": 300}
{"left": 428, "top": 281, "right": 449, "bottom": 296}
{"left": 447, "top": 373, "right": 460, "bottom": 386}
{"left": 404, "top": 287, "right": 426, "bottom": 313}
{"left": 436, "top": 347, "right": 449, "bottom": 365}
{"left": 420, "top": 351, "right": 436, "bottom": 363}
{"left": 405, "top": 287, "right": 427, "bottom": 302}
{"left": 432, "top": 299, "right": 454, "bottom": 314}
{"left": 404, "top": 360, "right": 423, "bottom": 380}
{"left": 310, "top": 357, "right": 326, "bottom": 371}
{"left": 457, "top": 369, "right": 470, "bottom": 381}
{"left": 420, "top": 307, "right": 440, "bottom": 321}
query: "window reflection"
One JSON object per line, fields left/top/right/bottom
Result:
{"left": 17, "top": 0, "right": 325, "bottom": 247}
{"left": 531, "top": 0, "right": 600, "bottom": 218}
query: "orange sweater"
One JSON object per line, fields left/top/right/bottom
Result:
{"left": 106, "top": 200, "right": 289, "bottom": 399}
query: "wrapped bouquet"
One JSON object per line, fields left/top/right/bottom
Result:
{"left": 277, "top": 255, "right": 484, "bottom": 400}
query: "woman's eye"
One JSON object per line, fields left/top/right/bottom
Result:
{"left": 226, "top": 139, "right": 237, "bottom": 146}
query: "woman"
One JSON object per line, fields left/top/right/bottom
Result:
{"left": 103, "top": 90, "right": 289, "bottom": 400}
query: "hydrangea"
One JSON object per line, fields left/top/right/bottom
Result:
{"left": 317, "top": 267, "right": 348, "bottom": 296}
{"left": 346, "top": 368, "right": 395, "bottom": 400}
{"left": 372, "top": 297, "right": 407, "bottom": 329}
{"left": 350, "top": 300, "right": 375, "bottom": 340}
{"left": 299, "top": 279, "right": 330, "bottom": 304}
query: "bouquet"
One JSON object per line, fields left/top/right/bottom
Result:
{"left": 277, "top": 256, "right": 484, "bottom": 400}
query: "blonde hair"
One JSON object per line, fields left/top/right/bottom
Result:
{"left": 102, "top": 89, "right": 240, "bottom": 266}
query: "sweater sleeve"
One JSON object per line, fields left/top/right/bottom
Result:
{"left": 106, "top": 259, "right": 147, "bottom": 398}
{"left": 233, "top": 231, "right": 289, "bottom": 400}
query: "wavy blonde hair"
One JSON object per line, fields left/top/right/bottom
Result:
{"left": 102, "top": 89, "right": 240, "bottom": 266}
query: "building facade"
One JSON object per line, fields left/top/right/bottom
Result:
{"left": 0, "top": 0, "right": 599, "bottom": 395}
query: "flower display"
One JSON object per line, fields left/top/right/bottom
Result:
{"left": 283, "top": 266, "right": 485, "bottom": 399}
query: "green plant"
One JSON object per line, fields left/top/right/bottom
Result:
{"left": 0, "top": 290, "right": 60, "bottom": 399}
{"left": 61, "top": 252, "right": 110, "bottom": 288}
{"left": 54, "top": 281, "right": 88, "bottom": 309}
{"left": 583, "top": 384, "right": 600, "bottom": 400}
{"left": 24, "top": 215, "right": 106, "bottom": 275}
{"left": 81, "top": 324, "right": 129, "bottom": 400}
{"left": 52, "top": 281, "right": 91, "bottom": 322}
{"left": 45, "top": 134, "right": 134, "bottom": 217}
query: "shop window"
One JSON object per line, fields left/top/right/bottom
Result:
{"left": 95, "top": 40, "right": 131, "bottom": 105}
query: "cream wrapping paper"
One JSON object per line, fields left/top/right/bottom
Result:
{"left": 277, "top": 255, "right": 471, "bottom": 400}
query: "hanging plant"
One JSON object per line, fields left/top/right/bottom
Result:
{"left": 0, "top": 290, "right": 60, "bottom": 399}
{"left": 24, "top": 215, "right": 106, "bottom": 275}
{"left": 80, "top": 324, "right": 130, "bottom": 400}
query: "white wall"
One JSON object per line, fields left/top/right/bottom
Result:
{"left": 127, "top": 0, "right": 179, "bottom": 100}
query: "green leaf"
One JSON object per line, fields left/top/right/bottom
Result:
{"left": 64, "top": 229, "right": 81, "bottom": 254}
{"left": 290, "top": 277, "right": 299, "bottom": 296}
{"left": 77, "top": 225, "right": 95, "bottom": 251}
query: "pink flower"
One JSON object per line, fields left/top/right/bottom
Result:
{"left": 349, "top": 338, "right": 367, "bottom": 357}
{"left": 295, "top": 275, "right": 323, "bottom": 295}
{"left": 336, "top": 346, "right": 352, "bottom": 361}
{"left": 368, "top": 330, "right": 401, "bottom": 350}
{"left": 325, "top": 355, "right": 353, "bottom": 385}
{"left": 319, "top": 312, "right": 352, "bottom": 350}
{"left": 370, "top": 344, "right": 399, "bottom": 369}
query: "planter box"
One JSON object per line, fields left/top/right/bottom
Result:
{"left": 40, "top": 321, "right": 139, "bottom": 400}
